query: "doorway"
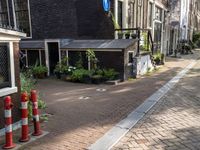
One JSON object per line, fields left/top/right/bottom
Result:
{"left": 48, "top": 42, "right": 59, "bottom": 75}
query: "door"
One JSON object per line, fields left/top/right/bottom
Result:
{"left": 48, "top": 42, "right": 59, "bottom": 75}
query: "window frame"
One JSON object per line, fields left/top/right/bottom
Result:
{"left": 0, "top": 41, "right": 17, "bottom": 97}
{"left": 148, "top": 1, "right": 153, "bottom": 28}
{"left": 128, "top": 51, "right": 134, "bottom": 65}
{"left": 12, "top": 0, "right": 32, "bottom": 38}
{"left": 0, "top": 0, "right": 10, "bottom": 26}
{"left": 0, "top": 43, "right": 11, "bottom": 89}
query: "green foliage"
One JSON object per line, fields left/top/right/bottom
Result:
{"left": 141, "top": 32, "right": 150, "bottom": 51}
{"left": 86, "top": 49, "right": 98, "bottom": 70}
{"left": 103, "top": 68, "right": 119, "bottom": 80}
{"left": 75, "top": 52, "right": 83, "bottom": 69}
{"left": 32, "top": 65, "right": 48, "bottom": 75}
{"left": 20, "top": 73, "right": 47, "bottom": 119}
{"left": 71, "top": 69, "right": 92, "bottom": 82}
{"left": 54, "top": 57, "right": 76, "bottom": 75}
{"left": 153, "top": 53, "right": 165, "bottom": 65}
{"left": 110, "top": 12, "right": 121, "bottom": 30}
{"left": 193, "top": 32, "right": 200, "bottom": 48}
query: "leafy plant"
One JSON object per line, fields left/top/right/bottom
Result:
{"left": 71, "top": 69, "right": 92, "bottom": 82}
{"left": 103, "top": 69, "right": 119, "bottom": 80}
{"left": 86, "top": 49, "right": 99, "bottom": 70}
{"left": 20, "top": 73, "right": 47, "bottom": 119}
{"left": 141, "top": 32, "right": 150, "bottom": 51}
{"left": 75, "top": 52, "right": 83, "bottom": 69}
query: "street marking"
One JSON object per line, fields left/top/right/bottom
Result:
{"left": 96, "top": 88, "right": 107, "bottom": 92}
{"left": 79, "top": 96, "right": 90, "bottom": 100}
{"left": 88, "top": 60, "right": 198, "bottom": 150}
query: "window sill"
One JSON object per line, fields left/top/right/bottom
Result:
{"left": 0, "top": 87, "right": 18, "bottom": 97}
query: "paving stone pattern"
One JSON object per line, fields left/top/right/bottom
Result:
{"left": 16, "top": 50, "right": 200, "bottom": 150}
{"left": 113, "top": 61, "right": 200, "bottom": 150}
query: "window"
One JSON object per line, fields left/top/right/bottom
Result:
{"left": 148, "top": 2, "right": 153, "bottom": 27}
{"left": 0, "top": 43, "right": 11, "bottom": 89}
{"left": 14, "top": 0, "right": 31, "bottom": 37}
{"left": 155, "top": 6, "right": 162, "bottom": 21}
{"left": 128, "top": 52, "right": 134, "bottom": 64}
{"left": 0, "top": 0, "right": 9, "bottom": 26}
{"left": 118, "top": 0, "right": 123, "bottom": 28}
{"left": 128, "top": 1, "right": 135, "bottom": 28}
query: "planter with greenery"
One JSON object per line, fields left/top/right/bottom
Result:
{"left": 32, "top": 65, "right": 48, "bottom": 79}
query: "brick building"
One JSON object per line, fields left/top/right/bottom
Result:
{"left": 0, "top": 0, "right": 26, "bottom": 129}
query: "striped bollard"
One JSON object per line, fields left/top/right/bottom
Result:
{"left": 3, "top": 96, "right": 16, "bottom": 149}
{"left": 19, "top": 92, "right": 30, "bottom": 142}
{"left": 31, "top": 90, "right": 42, "bottom": 136}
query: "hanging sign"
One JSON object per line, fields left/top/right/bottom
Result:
{"left": 103, "top": 0, "right": 110, "bottom": 12}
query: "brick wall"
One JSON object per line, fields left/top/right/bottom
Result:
{"left": 29, "top": 0, "right": 114, "bottom": 40}
{"left": 0, "top": 42, "right": 21, "bottom": 129}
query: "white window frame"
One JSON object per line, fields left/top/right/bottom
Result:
{"left": 0, "top": 41, "right": 17, "bottom": 97}
{"left": 12, "top": 0, "right": 32, "bottom": 38}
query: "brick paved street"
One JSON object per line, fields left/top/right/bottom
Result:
{"left": 113, "top": 57, "right": 200, "bottom": 150}
{"left": 19, "top": 50, "right": 200, "bottom": 150}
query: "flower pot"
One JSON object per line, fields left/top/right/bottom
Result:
{"left": 125, "top": 34, "right": 130, "bottom": 39}
{"left": 34, "top": 73, "right": 46, "bottom": 79}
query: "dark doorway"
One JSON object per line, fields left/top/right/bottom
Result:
{"left": 48, "top": 42, "right": 59, "bottom": 74}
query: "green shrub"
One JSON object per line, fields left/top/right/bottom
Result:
{"left": 20, "top": 73, "right": 47, "bottom": 119}
{"left": 71, "top": 69, "right": 92, "bottom": 82}
{"left": 32, "top": 65, "right": 48, "bottom": 75}
{"left": 103, "top": 69, "right": 119, "bottom": 80}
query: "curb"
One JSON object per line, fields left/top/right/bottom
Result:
{"left": 88, "top": 60, "right": 198, "bottom": 150}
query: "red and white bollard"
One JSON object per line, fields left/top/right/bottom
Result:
{"left": 19, "top": 92, "right": 30, "bottom": 142}
{"left": 31, "top": 90, "right": 42, "bottom": 136}
{"left": 3, "top": 96, "right": 16, "bottom": 149}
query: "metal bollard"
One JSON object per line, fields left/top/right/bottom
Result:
{"left": 19, "top": 92, "right": 30, "bottom": 142}
{"left": 30, "top": 90, "right": 42, "bottom": 136}
{"left": 2, "top": 96, "right": 16, "bottom": 149}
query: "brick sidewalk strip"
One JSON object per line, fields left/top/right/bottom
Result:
{"left": 112, "top": 61, "right": 200, "bottom": 149}
{"left": 88, "top": 60, "right": 197, "bottom": 150}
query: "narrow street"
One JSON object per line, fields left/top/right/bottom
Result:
{"left": 113, "top": 57, "right": 200, "bottom": 149}
{"left": 18, "top": 50, "right": 200, "bottom": 150}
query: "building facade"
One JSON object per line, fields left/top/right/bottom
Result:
{"left": 0, "top": 0, "right": 26, "bottom": 129}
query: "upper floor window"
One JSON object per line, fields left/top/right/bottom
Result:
{"left": 0, "top": 43, "right": 11, "bottom": 89}
{"left": 13, "top": 0, "right": 31, "bottom": 37}
{"left": 128, "top": 1, "right": 135, "bottom": 28}
{"left": 148, "top": 2, "right": 153, "bottom": 27}
{"left": 0, "top": 0, "right": 9, "bottom": 26}
{"left": 155, "top": 6, "right": 162, "bottom": 21}
{"left": 117, "top": 0, "right": 123, "bottom": 28}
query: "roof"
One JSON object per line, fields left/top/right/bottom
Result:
{"left": 19, "top": 39, "right": 137, "bottom": 50}
{"left": 60, "top": 39, "right": 137, "bottom": 49}
{"left": 20, "top": 40, "right": 45, "bottom": 49}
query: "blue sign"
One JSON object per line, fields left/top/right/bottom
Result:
{"left": 103, "top": 0, "right": 110, "bottom": 12}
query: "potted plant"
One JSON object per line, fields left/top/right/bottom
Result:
{"left": 153, "top": 53, "right": 161, "bottom": 65}
{"left": 125, "top": 31, "right": 131, "bottom": 39}
{"left": 32, "top": 65, "right": 48, "bottom": 79}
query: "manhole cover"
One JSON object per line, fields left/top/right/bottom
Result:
{"left": 79, "top": 96, "right": 90, "bottom": 100}
{"left": 96, "top": 88, "right": 107, "bottom": 92}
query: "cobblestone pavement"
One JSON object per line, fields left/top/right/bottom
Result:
{"left": 19, "top": 50, "right": 200, "bottom": 150}
{"left": 113, "top": 57, "right": 200, "bottom": 149}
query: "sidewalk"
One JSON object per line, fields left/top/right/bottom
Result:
{"left": 113, "top": 54, "right": 200, "bottom": 150}
{"left": 11, "top": 50, "right": 200, "bottom": 150}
